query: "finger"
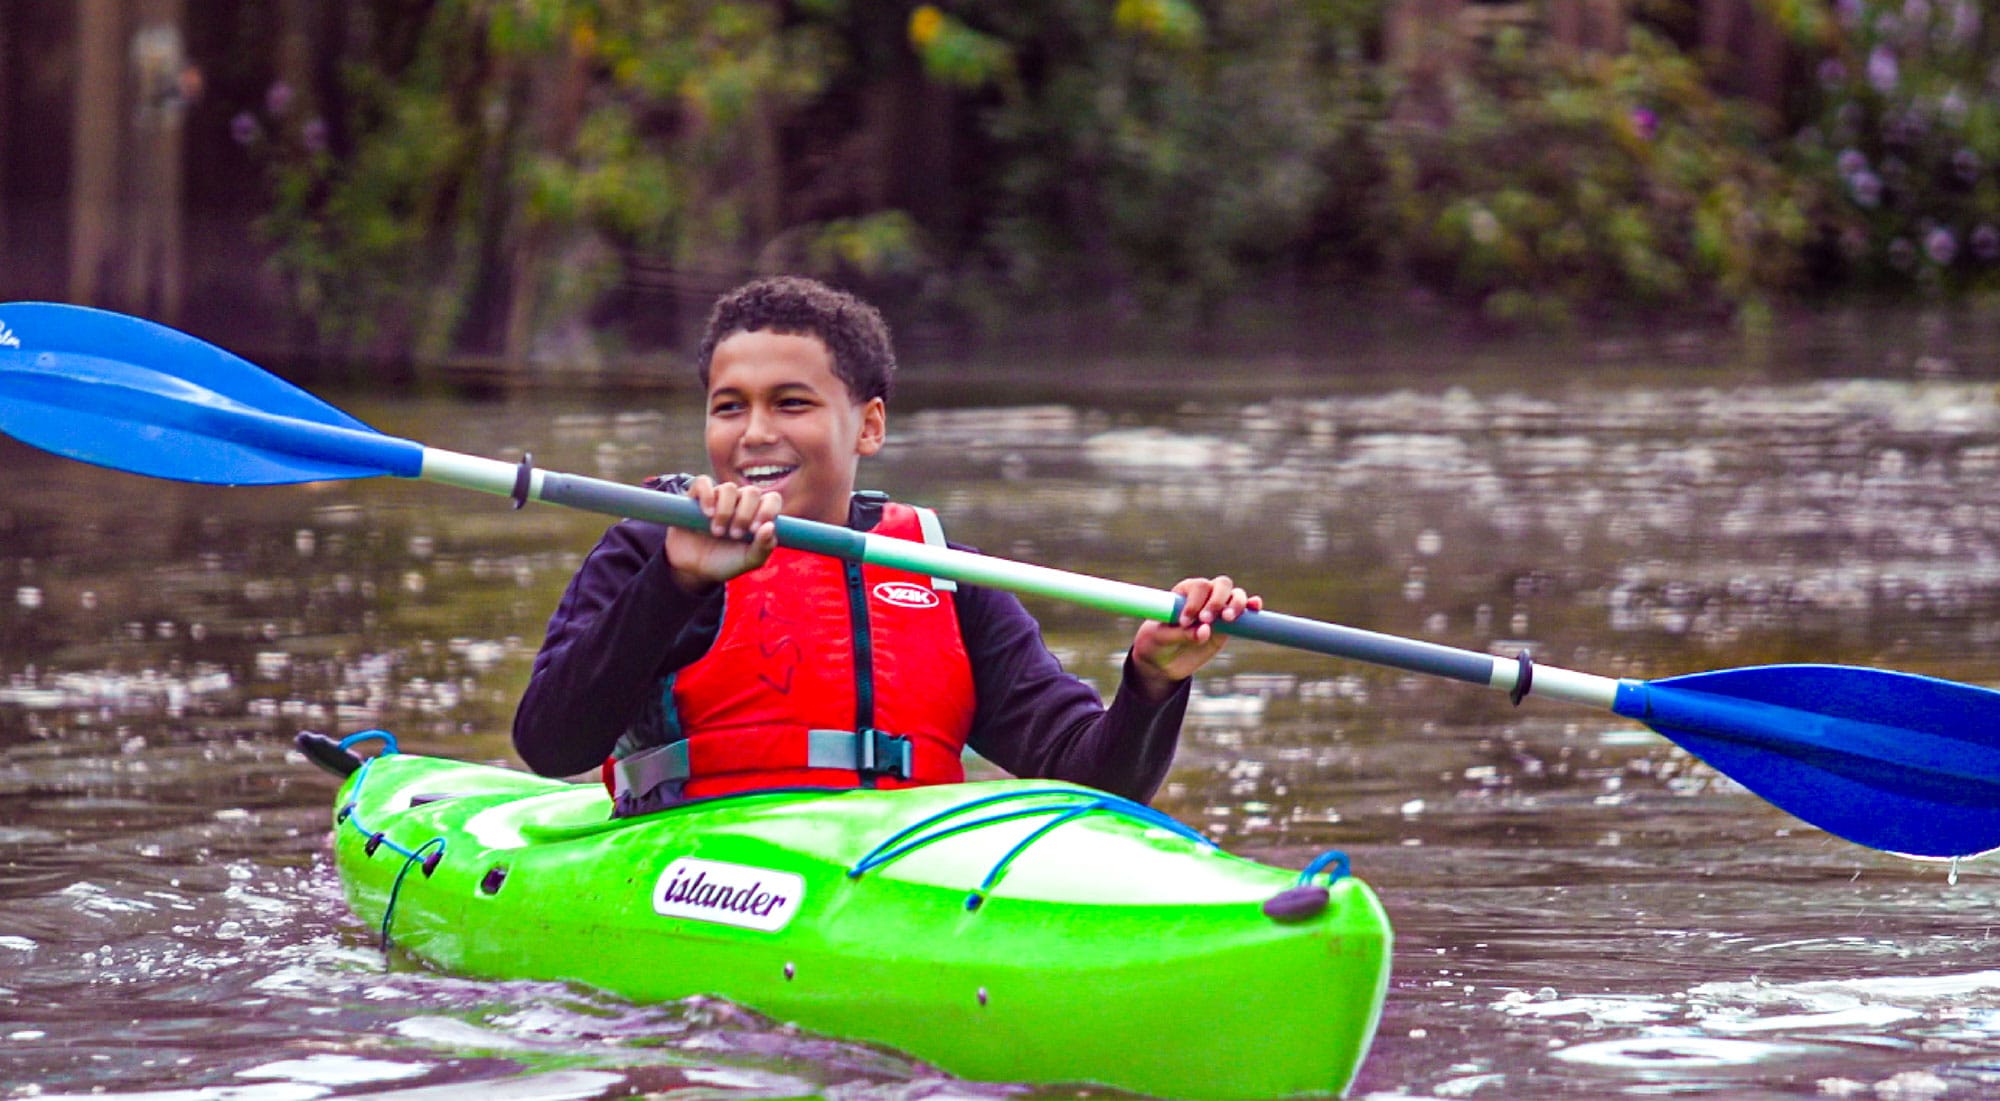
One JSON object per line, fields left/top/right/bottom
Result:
{"left": 687, "top": 475, "right": 717, "bottom": 516}
{"left": 709, "top": 482, "right": 743, "bottom": 537}
{"left": 1199, "top": 575, "right": 1235, "bottom": 621}
{"left": 725, "top": 485, "right": 769, "bottom": 540}
{"left": 717, "top": 484, "right": 743, "bottom": 538}
{"left": 749, "top": 519, "right": 780, "bottom": 559}
{"left": 1185, "top": 574, "right": 1232, "bottom": 624}
{"left": 751, "top": 490, "right": 785, "bottom": 529}
{"left": 1175, "top": 579, "right": 1214, "bottom": 626}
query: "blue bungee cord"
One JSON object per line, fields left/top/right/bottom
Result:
{"left": 334, "top": 730, "right": 448, "bottom": 950}
{"left": 1296, "top": 848, "right": 1351, "bottom": 886}
{"left": 847, "top": 786, "right": 1216, "bottom": 911}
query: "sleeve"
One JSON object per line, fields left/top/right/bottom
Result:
{"left": 955, "top": 573, "right": 1193, "bottom": 804}
{"left": 510, "top": 519, "right": 724, "bottom": 777}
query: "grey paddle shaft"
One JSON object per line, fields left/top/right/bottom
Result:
{"left": 1213, "top": 611, "right": 1494, "bottom": 684}
{"left": 512, "top": 466, "right": 1622, "bottom": 707}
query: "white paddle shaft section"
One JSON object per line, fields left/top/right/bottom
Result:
{"left": 859, "top": 538, "right": 1181, "bottom": 620}
{"left": 1488, "top": 661, "right": 1622, "bottom": 709}
{"left": 419, "top": 448, "right": 543, "bottom": 498}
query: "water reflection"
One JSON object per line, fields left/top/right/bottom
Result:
{"left": 4, "top": 371, "right": 2000, "bottom": 1097}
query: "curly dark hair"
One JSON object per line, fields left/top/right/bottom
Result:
{"left": 696, "top": 276, "right": 896, "bottom": 404}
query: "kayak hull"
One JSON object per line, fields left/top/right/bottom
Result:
{"left": 327, "top": 749, "right": 1391, "bottom": 1099}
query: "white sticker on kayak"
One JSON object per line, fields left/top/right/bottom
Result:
{"left": 652, "top": 857, "right": 803, "bottom": 932}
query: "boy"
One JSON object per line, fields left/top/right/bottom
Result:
{"left": 513, "top": 276, "right": 1257, "bottom": 815}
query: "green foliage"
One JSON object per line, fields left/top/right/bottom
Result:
{"left": 1791, "top": 0, "right": 2000, "bottom": 291}
{"left": 1382, "top": 29, "right": 1821, "bottom": 324}
{"left": 909, "top": 5, "right": 1014, "bottom": 88}
{"left": 804, "top": 212, "right": 930, "bottom": 278}
{"left": 250, "top": 0, "right": 836, "bottom": 362}
{"left": 238, "top": 0, "right": 2000, "bottom": 361}
{"left": 970, "top": 0, "right": 1381, "bottom": 319}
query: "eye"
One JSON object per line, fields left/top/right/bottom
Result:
{"left": 709, "top": 398, "right": 744, "bottom": 416}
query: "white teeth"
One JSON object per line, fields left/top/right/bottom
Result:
{"left": 742, "top": 465, "right": 794, "bottom": 483}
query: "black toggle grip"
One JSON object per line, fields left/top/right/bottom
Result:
{"left": 296, "top": 731, "right": 362, "bottom": 778}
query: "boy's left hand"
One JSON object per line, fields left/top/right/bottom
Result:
{"left": 1128, "top": 575, "right": 1262, "bottom": 703}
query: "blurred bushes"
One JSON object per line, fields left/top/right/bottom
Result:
{"left": 1792, "top": 0, "right": 2000, "bottom": 292}
{"left": 1382, "top": 27, "right": 1821, "bottom": 326}
{"left": 236, "top": 0, "right": 2000, "bottom": 362}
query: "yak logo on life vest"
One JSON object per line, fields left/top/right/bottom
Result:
{"left": 653, "top": 856, "right": 804, "bottom": 932}
{"left": 0, "top": 323, "right": 19, "bottom": 349}
{"left": 872, "top": 581, "right": 939, "bottom": 609}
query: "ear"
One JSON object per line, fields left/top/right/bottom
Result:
{"left": 855, "top": 397, "right": 887, "bottom": 457}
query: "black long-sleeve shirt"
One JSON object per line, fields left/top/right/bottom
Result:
{"left": 512, "top": 493, "right": 1192, "bottom": 803}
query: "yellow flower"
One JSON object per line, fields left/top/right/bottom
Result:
{"left": 1113, "top": 0, "right": 1160, "bottom": 35}
{"left": 909, "top": 5, "right": 945, "bottom": 48}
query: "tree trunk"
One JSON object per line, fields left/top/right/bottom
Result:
{"left": 125, "top": 0, "right": 188, "bottom": 321}
{"left": 1385, "top": 0, "right": 1466, "bottom": 127}
{"left": 1700, "top": 0, "right": 1786, "bottom": 116}
{"left": 749, "top": 88, "right": 784, "bottom": 247}
{"left": 69, "top": 0, "right": 121, "bottom": 306}
{"left": 502, "top": 42, "right": 586, "bottom": 367}
{"left": 0, "top": 2, "right": 10, "bottom": 265}
{"left": 68, "top": 0, "right": 190, "bottom": 319}
{"left": 1549, "top": 0, "right": 1627, "bottom": 54}
{"left": 277, "top": 0, "right": 313, "bottom": 106}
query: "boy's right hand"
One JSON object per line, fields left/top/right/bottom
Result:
{"left": 665, "top": 475, "right": 783, "bottom": 594}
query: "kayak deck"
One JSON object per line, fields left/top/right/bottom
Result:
{"left": 325, "top": 736, "right": 1391, "bottom": 1100}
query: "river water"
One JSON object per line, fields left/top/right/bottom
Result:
{"left": 5, "top": 334, "right": 2000, "bottom": 1099}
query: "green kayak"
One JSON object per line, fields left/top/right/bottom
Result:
{"left": 314, "top": 732, "right": 1392, "bottom": 1100}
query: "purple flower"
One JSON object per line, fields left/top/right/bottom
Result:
{"left": 1884, "top": 110, "right": 1925, "bottom": 147}
{"left": 302, "top": 117, "right": 329, "bottom": 154}
{"left": 230, "top": 111, "right": 260, "bottom": 145}
{"left": 1925, "top": 227, "right": 1958, "bottom": 265}
{"left": 1954, "top": 148, "right": 1981, "bottom": 182}
{"left": 1972, "top": 224, "right": 2000, "bottom": 261}
{"left": 1951, "top": 1, "right": 1980, "bottom": 46}
{"left": 1941, "top": 89, "right": 1968, "bottom": 125}
{"left": 1818, "top": 58, "right": 1849, "bottom": 88}
{"left": 1837, "top": 0, "right": 1864, "bottom": 29}
{"left": 1869, "top": 46, "right": 1900, "bottom": 93}
{"left": 1630, "top": 108, "right": 1658, "bottom": 141}
{"left": 1837, "top": 148, "right": 1867, "bottom": 176}
{"left": 266, "top": 80, "right": 294, "bottom": 117}
{"left": 1848, "top": 169, "right": 1883, "bottom": 208}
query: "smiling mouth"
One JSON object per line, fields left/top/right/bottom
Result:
{"left": 739, "top": 464, "right": 797, "bottom": 487}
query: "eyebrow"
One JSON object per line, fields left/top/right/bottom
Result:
{"left": 708, "top": 380, "right": 825, "bottom": 401}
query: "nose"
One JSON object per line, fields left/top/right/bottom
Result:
{"left": 743, "top": 401, "right": 780, "bottom": 445}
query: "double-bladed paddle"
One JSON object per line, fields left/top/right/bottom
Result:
{"left": 3, "top": 301, "right": 1997, "bottom": 858}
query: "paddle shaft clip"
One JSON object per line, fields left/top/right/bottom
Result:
{"left": 511, "top": 453, "right": 534, "bottom": 509}
{"left": 1509, "top": 650, "right": 1534, "bottom": 706}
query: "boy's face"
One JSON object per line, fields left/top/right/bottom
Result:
{"left": 704, "top": 329, "right": 885, "bottom": 526}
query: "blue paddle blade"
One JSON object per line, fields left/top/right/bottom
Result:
{"left": 1614, "top": 664, "right": 2000, "bottom": 858}
{"left": 0, "top": 302, "right": 403, "bottom": 485}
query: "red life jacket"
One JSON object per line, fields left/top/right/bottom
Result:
{"left": 608, "top": 500, "right": 975, "bottom": 803}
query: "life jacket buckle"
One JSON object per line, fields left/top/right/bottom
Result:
{"left": 855, "top": 727, "right": 914, "bottom": 781}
